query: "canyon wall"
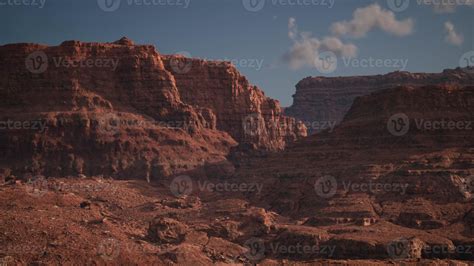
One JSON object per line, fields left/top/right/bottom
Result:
{"left": 161, "top": 56, "right": 307, "bottom": 150}
{"left": 235, "top": 84, "right": 473, "bottom": 260}
{"left": 0, "top": 37, "right": 239, "bottom": 180}
{"left": 0, "top": 38, "right": 305, "bottom": 179}
{"left": 285, "top": 69, "right": 474, "bottom": 134}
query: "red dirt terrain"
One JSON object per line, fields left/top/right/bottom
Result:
{"left": 0, "top": 39, "right": 473, "bottom": 265}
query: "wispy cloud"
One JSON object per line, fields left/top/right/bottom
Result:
{"left": 444, "top": 21, "right": 464, "bottom": 46}
{"left": 330, "top": 4, "right": 414, "bottom": 38}
{"left": 283, "top": 17, "right": 357, "bottom": 70}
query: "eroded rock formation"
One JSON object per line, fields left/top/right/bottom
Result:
{"left": 2, "top": 39, "right": 222, "bottom": 179}
{"left": 0, "top": 38, "right": 306, "bottom": 179}
{"left": 0, "top": 64, "right": 473, "bottom": 264}
{"left": 285, "top": 69, "right": 474, "bottom": 134}
{"left": 235, "top": 84, "right": 474, "bottom": 261}
{"left": 161, "top": 55, "right": 307, "bottom": 150}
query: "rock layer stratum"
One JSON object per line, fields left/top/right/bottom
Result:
{"left": 0, "top": 38, "right": 305, "bottom": 179}
{"left": 285, "top": 69, "right": 474, "bottom": 134}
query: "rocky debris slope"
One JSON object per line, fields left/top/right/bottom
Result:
{"left": 285, "top": 69, "right": 474, "bottom": 134}
{"left": 1, "top": 176, "right": 471, "bottom": 264}
{"left": 162, "top": 55, "right": 307, "bottom": 150}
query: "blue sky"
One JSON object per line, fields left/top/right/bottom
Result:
{"left": 1, "top": 0, "right": 472, "bottom": 106}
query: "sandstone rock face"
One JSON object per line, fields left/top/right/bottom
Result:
{"left": 0, "top": 38, "right": 305, "bottom": 179}
{"left": 0, "top": 39, "right": 236, "bottom": 179}
{"left": 285, "top": 69, "right": 474, "bottom": 134}
{"left": 162, "top": 56, "right": 307, "bottom": 150}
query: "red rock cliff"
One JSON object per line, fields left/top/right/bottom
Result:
{"left": 0, "top": 38, "right": 236, "bottom": 179}
{"left": 285, "top": 69, "right": 474, "bottom": 134}
{"left": 235, "top": 85, "right": 473, "bottom": 259}
{"left": 0, "top": 38, "right": 306, "bottom": 179}
{"left": 161, "top": 55, "right": 307, "bottom": 151}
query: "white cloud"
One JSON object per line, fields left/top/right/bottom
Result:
{"left": 330, "top": 4, "right": 414, "bottom": 38}
{"left": 444, "top": 21, "right": 464, "bottom": 46}
{"left": 321, "top": 37, "right": 358, "bottom": 58}
{"left": 288, "top": 17, "right": 298, "bottom": 39}
{"left": 283, "top": 18, "right": 357, "bottom": 70}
